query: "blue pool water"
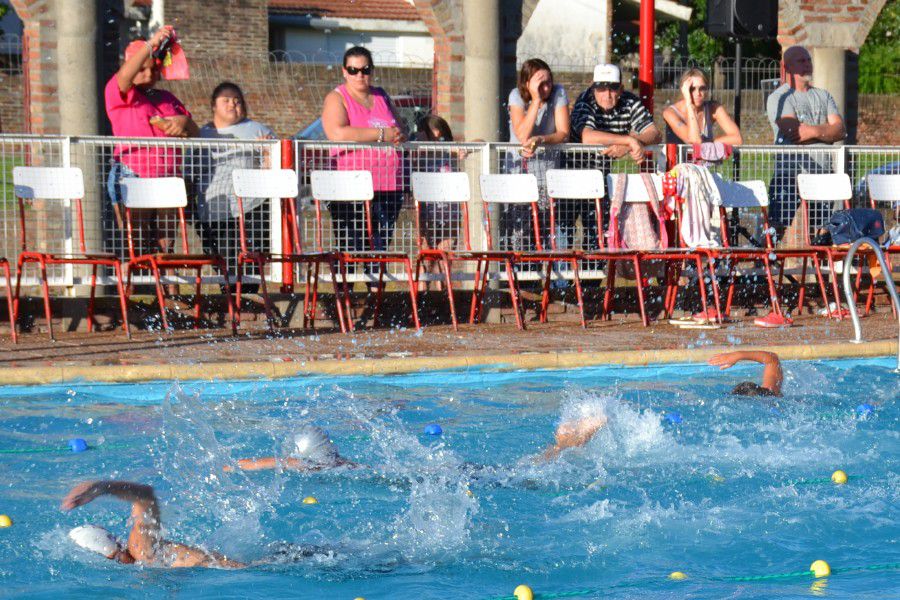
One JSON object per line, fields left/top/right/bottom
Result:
{"left": 0, "top": 358, "right": 898, "bottom": 599}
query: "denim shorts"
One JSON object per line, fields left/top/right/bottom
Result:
{"left": 106, "top": 162, "right": 138, "bottom": 206}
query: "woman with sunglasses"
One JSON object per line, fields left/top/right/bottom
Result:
{"left": 322, "top": 46, "right": 407, "bottom": 254}
{"left": 663, "top": 68, "right": 742, "bottom": 146}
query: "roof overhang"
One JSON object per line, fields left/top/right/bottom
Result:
{"left": 270, "top": 14, "right": 428, "bottom": 32}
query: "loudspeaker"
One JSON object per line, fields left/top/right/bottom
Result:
{"left": 706, "top": 0, "right": 778, "bottom": 39}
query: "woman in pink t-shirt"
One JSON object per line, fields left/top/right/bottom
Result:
{"left": 105, "top": 25, "right": 198, "bottom": 256}
{"left": 321, "top": 46, "right": 407, "bottom": 252}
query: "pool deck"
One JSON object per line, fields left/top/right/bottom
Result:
{"left": 0, "top": 306, "right": 896, "bottom": 384}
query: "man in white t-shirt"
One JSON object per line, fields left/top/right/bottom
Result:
{"left": 766, "top": 46, "right": 845, "bottom": 230}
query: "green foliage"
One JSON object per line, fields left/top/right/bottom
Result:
{"left": 859, "top": 0, "right": 898, "bottom": 94}
{"left": 858, "top": 44, "right": 900, "bottom": 94}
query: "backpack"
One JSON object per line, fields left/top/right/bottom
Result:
{"left": 608, "top": 173, "right": 668, "bottom": 251}
{"left": 825, "top": 208, "right": 885, "bottom": 245}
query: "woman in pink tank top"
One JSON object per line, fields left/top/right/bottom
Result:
{"left": 321, "top": 46, "right": 407, "bottom": 253}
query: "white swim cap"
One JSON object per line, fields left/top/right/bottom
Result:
{"left": 291, "top": 426, "right": 340, "bottom": 465}
{"left": 68, "top": 525, "right": 118, "bottom": 558}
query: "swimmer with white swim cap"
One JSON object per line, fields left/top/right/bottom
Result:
{"left": 62, "top": 480, "right": 244, "bottom": 568}
{"left": 227, "top": 425, "right": 355, "bottom": 472}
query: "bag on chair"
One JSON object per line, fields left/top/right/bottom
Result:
{"left": 825, "top": 208, "right": 885, "bottom": 245}
{"left": 607, "top": 173, "right": 668, "bottom": 251}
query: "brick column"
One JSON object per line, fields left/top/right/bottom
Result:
{"left": 11, "top": 0, "right": 59, "bottom": 134}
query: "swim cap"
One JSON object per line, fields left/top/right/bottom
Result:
{"left": 291, "top": 426, "right": 340, "bottom": 465}
{"left": 69, "top": 525, "right": 118, "bottom": 558}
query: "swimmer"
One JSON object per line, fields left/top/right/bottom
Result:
{"left": 61, "top": 480, "right": 245, "bottom": 568}
{"left": 708, "top": 350, "right": 783, "bottom": 397}
{"left": 226, "top": 425, "right": 356, "bottom": 472}
{"left": 540, "top": 413, "right": 608, "bottom": 460}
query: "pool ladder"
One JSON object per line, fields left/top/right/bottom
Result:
{"left": 841, "top": 238, "right": 900, "bottom": 372}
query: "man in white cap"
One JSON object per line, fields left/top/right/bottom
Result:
{"left": 570, "top": 63, "right": 661, "bottom": 163}
{"left": 226, "top": 425, "right": 354, "bottom": 472}
{"left": 62, "top": 480, "right": 245, "bottom": 568}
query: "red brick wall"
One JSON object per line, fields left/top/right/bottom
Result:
{"left": 166, "top": 0, "right": 269, "bottom": 59}
{"left": 0, "top": 72, "right": 24, "bottom": 133}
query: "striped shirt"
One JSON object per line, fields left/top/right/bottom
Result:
{"left": 570, "top": 88, "right": 654, "bottom": 143}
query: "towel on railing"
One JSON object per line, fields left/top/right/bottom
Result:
{"left": 671, "top": 163, "right": 721, "bottom": 249}
{"left": 691, "top": 141, "right": 732, "bottom": 166}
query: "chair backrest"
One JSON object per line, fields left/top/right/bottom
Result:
{"left": 479, "top": 173, "right": 538, "bottom": 204}
{"left": 866, "top": 174, "right": 900, "bottom": 204}
{"left": 715, "top": 178, "right": 769, "bottom": 208}
{"left": 546, "top": 169, "right": 605, "bottom": 199}
{"left": 310, "top": 170, "right": 374, "bottom": 202}
{"left": 605, "top": 173, "right": 664, "bottom": 203}
{"left": 412, "top": 172, "right": 470, "bottom": 204}
{"left": 13, "top": 167, "right": 86, "bottom": 252}
{"left": 13, "top": 167, "right": 84, "bottom": 200}
{"left": 796, "top": 173, "right": 852, "bottom": 202}
{"left": 232, "top": 169, "right": 298, "bottom": 200}
{"left": 120, "top": 177, "right": 188, "bottom": 208}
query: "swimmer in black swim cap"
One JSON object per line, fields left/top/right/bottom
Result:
{"left": 227, "top": 425, "right": 355, "bottom": 472}
{"left": 708, "top": 350, "right": 783, "bottom": 397}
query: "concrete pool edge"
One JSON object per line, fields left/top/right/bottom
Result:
{"left": 1, "top": 338, "right": 896, "bottom": 384}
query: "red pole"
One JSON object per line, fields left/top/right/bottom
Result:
{"left": 639, "top": 0, "right": 655, "bottom": 112}
{"left": 280, "top": 138, "right": 295, "bottom": 292}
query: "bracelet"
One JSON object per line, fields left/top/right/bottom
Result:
{"left": 377, "top": 128, "right": 384, "bottom": 143}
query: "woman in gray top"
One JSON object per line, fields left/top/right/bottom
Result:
{"left": 504, "top": 59, "right": 569, "bottom": 252}
{"left": 196, "top": 82, "right": 275, "bottom": 282}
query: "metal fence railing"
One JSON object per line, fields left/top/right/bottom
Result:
{"left": 0, "top": 135, "right": 897, "bottom": 291}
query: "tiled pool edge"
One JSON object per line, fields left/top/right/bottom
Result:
{"left": 1, "top": 338, "right": 896, "bottom": 384}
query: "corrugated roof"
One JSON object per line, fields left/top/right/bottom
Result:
{"left": 269, "top": 0, "right": 421, "bottom": 21}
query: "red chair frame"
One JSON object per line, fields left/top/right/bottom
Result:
{"left": 12, "top": 166, "right": 130, "bottom": 340}
{"left": 311, "top": 170, "right": 420, "bottom": 332}
{"left": 231, "top": 169, "right": 346, "bottom": 333}
{"left": 863, "top": 174, "right": 900, "bottom": 315}
{"left": 121, "top": 177, "right": 236, "bottom": 334}
{"left": 1, "top": 258, "right": 17, "bottom": 343}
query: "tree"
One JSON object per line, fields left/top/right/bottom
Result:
{"left": 859, "top": 0, "right": 899, "bottom": 93}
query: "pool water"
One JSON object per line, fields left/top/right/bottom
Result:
{"left": 0, "top": 358, "right": 897, "bottom": 599}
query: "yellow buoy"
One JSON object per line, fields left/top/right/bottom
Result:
{"left": 302, "top": 496, "right": 318, "bottom": 505}
{"left": 353, "top": 597, "right": 365, "bottom": 600}
{"left": 669, "top": 571, "right": 687, "bottom": 580}
{"left": 831, "top": 470, "right": 848, "bottom": 485}
{"left": 513, "top": 584, "right": 533, "bottom": 600}
{"left": 0, "top": 514, "right": 11, "bottom": 528}
{"left": 810, "top": 560, "right": 831, "bottom": 578}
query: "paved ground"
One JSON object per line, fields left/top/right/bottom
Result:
{"left": 1, "top": 296, "right": 896, "bottom": 369}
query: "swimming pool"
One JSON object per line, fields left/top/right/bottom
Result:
{"left": 0, "top": 358, "right": 897, "bottom": 599}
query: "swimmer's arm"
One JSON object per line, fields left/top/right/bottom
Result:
{"left": 165, "top": 542, "right": 246, "bottom": 568}
{"left": 226, "top": 457, "right": 309, "bottom": 472}
{"left": 708, "top": 351, "right": 782, "bottom": 395}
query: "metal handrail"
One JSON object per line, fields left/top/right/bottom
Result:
{"left": 841, "top": 237, "right": 900, "bottom": 371}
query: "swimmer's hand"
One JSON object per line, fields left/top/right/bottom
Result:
{"left": 539, "top": 415, "right": 608, "bottom": 461}
{"left": 708, "top": 352, "right": 741, "bottom": 370}
{"left": 61, "top": 481, "right": 104, "bottom": 510}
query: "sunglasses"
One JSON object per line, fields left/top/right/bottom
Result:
{"left": 593, "top": 82, "right": 621, "bottom": 92}
{"left": 690, "top": 85, "right": 709, "bottom": 93}
{"left": 345, "top": 65, "right": 372, "bottom": 76}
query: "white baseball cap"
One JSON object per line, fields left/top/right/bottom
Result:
{"left": 69, "top": 525, "right": 119, "bottom": 558}
{"left": 593, "top": 64, "right": 621, "bottom": 84}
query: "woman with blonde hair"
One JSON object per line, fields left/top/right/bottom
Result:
{"left": 663, "top": 68, "right": 742, "bottom": 146}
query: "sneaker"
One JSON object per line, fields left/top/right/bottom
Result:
{"left": 754, "top": 311, "right": 793, "bottom": 328}
{"left": 692, "top": 307, "right": 721, "bottom": 322}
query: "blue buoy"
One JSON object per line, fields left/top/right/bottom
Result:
{"left": 856, "top": 403, "right": 875, "bottom": 417}
{"left": 423, "top": 424, "right": 443, "bottom": 436}
{"left": 68, "top": 438, "right": 88, "bottom": 453}
{"left": 664, "top": 412, "right": 683, "bottom": 425}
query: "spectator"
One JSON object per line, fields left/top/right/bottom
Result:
{"left": 415, "top": 114, "right": 461, "bottom": 290}
{"left": 321, "top": 46, "right": 407, "bottom": 254}
{"left": 570, "top": 63, "right": 661, "bottom": 162}
{"left": 105, "top": 26, "right": 198, "bottom": 260}
{"left": 196, "top": 82, "right": 275, "bottom": 280}
{"left": 766, "top": 46, "right": 845, "bottom": 231}
{"left": 504, "top": 59, "right": 569, "bottom": 252}
{"left": 568, "top": 63, "right": 661, "bottom": 250}
{"left": 663, "top": 68, "right": 742, "bottom": 146}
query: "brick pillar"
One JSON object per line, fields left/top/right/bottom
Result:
{"left": 11, "top": 0, "right": 60, "bottom": 134}
{"left": 414, "top": 0, "right": 465, "bottom": 139}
